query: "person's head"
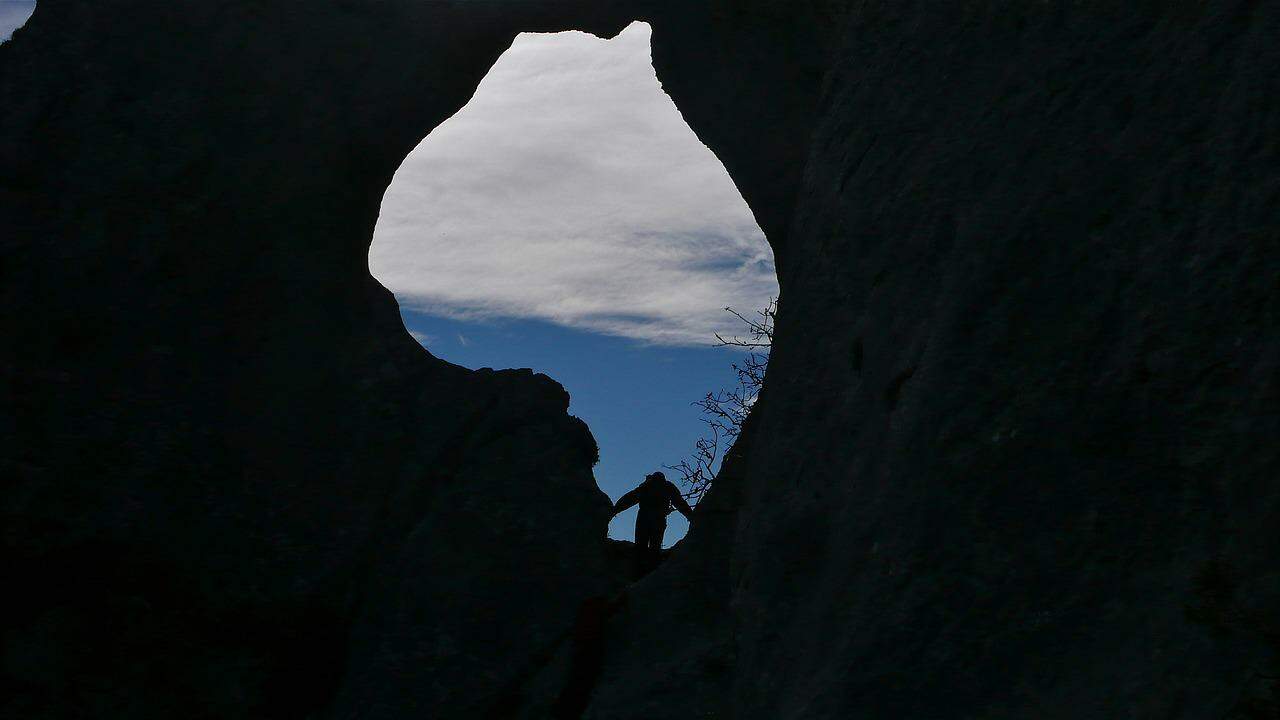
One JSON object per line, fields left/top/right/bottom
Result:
{"left": 646, "top": 471, "right": 666, "bottom": 483}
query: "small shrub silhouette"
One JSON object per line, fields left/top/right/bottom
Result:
{"left": 667, "top": 298, "right": 775, "bottom": 504}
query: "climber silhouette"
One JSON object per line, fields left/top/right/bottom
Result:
{"left": 610, "top": 471, "right": 694, "bottom": 573}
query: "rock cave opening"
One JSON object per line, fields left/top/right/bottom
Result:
{"left": 367, "top": 21, "right": 778, "bottom": 550}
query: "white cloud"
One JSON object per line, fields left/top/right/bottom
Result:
{"left": 0, "top": 1, "right": 36, "bottom": 43}
{"left": 369, "top": 22, "right": 777, "bottom": 346}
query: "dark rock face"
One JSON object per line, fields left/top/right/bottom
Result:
{"left": 2, "top": 2, "right": 632, "bottom": 717}
{"left": 720, "top": 3, "right": 1280, "bottom": 717}
{"left": 576, "top": 4, "right": 1278, "bottom": 718}
{"left": 3, "top": 1, "right": 1278, "bottom": 719}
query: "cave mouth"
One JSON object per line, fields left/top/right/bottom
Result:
{"left": 368, "top": 21, "right": 776, "bottom": 547}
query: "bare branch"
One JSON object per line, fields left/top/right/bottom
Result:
{"left": 669, "top": 298, "right": 776, "bottom": 504}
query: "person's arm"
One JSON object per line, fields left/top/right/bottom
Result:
{"left": 611, "top": 487, "right": 641, "bottom": 517}
{"left": 667, "top": 482, "right": 695, "bottom": 521}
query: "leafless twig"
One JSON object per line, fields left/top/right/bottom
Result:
{"left": 667, "top": 298, "right": 775, "bottom": 504}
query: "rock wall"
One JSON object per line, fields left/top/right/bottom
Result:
{"left": 712, "top": 2, "right": 1280, "bottom": 717}
{"left": 1, "top": 2, "right": 634, "bottom": 717}
{"left": 556, "top": 2, "right": 1280, "bottom": 718}
{"left": 3, "top": 1, "right": 1277, "bottom": 719}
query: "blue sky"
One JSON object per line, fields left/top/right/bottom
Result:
{"left": 404, "top": 313, "right": 754, "bottom": 543}
{"left": 0, "top": 1, "right": 35, "bottom": 42}
{"left": 373, "top": 22, "right": 777, "bottom": 546}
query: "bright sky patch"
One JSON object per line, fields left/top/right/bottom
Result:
{"left": 370, "top": 21, "right": 777, "bottom": 347}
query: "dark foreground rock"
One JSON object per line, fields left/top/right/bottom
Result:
{"left": 1, "top": 3, "right": 633, "bottom": 717}
{"left": 3, "top": 1, "right": 1277, "bottom": 719}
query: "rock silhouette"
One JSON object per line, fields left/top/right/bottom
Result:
{"left": 3, "top": 2, "right": 1278, "bottom": 719}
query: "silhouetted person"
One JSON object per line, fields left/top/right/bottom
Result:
{"left": 610, "top": 471, "right": 693, "bottom": 574}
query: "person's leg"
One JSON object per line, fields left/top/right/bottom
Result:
{"left": 640, "top": 519, "right": 665, "bottom": 573}
{"left": 633, "top": 515, "right": 650, "bottom": 576}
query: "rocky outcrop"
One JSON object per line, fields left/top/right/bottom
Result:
{"left": 3, "top": 1, "right": 1277, "bottom": 719}
{"left": 718, "top": 3, "right": 1280, "bottom": 717}
{"left": 1, "top": 2, "right": 633, "bottom": 717}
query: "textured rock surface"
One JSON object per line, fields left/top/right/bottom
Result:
{"left": 554, "top": 2, "right": 1280, "bottom": 718}
{"left": 721, "top": 3, "right": 1280, "bottom": 717}
{"left": 1, "top": 2, "right": 632, "bottom": 717}
{"left": 3, "top": 1, "right": 1278, "bottom": 719}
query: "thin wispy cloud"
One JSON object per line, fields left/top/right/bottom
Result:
{"left": 370, "top": 22, "right": 777, "bottom": 346}
{"left": 408, "top": 330, "right": 436, "bottom": 346}
{"left": 0, "top": 1, "right": 36, "bottom": 42}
